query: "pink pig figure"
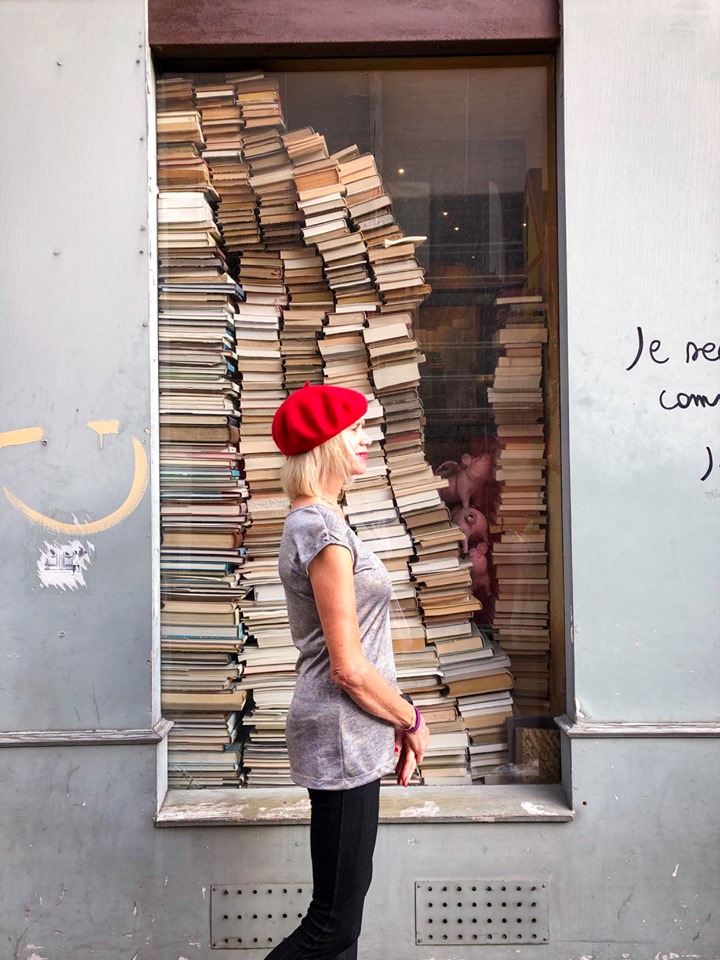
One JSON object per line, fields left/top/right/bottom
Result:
{"left": 437, "top": 460, "right": 462, "bottom": 505}
{"left": 457, "top": 452, "right": 493, "bottom": 508}
{"left": 451, "top": 505, "right": 489, "bottom": 554}
{"left": 469, "top": 542, "right": 492, "bottom": 595}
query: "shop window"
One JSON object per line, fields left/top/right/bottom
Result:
{"left": 155, "top": 59, "right": 563, "bottom": 791}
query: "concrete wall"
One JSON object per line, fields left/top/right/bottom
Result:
{"left": 1, "top": 1, "right": 719, "bottom": 959}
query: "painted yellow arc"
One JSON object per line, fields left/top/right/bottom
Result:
{"left": 3, "top": 436, "right": 149, "bottom": 535}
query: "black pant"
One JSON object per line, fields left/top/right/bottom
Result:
{"left": 264, "top": 778, "right": 381, "bottom": 960}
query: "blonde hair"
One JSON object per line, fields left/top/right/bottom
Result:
{"left": 281, "top": 432, "right": 356, "bottom": 501}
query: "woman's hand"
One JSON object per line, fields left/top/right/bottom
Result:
{"left": 402, "top": 713, "right": 430, "bottom": 764}
{"left": 396, "top": 741, "right": 418, "bottom": 787}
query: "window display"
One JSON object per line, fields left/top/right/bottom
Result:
{"left": 156, "top": 62, "right": 561, "bottom": 789}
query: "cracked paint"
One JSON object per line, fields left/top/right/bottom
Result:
{"left": 399, "top": 800, "right": 440, "bottom": 817}
{"left": 257, "top": 798, "right": 310, "bottom": 819}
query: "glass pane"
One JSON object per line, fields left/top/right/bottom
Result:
{"left": 156, "top": 61, "right": 561, "bottom": 789}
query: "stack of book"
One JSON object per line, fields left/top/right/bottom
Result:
{"left": 157, "top": 90, "right": 250, "bottom": 785}
{"left": 194, "top": 80, "right": 244, "bottom": 151}
{"left": 232, "top": 74, "right": 283, "bottom": 130}
{"left": 245, "top": 130, "right": 304, "bottom": 250}
{"left": 488, "top": 296, "right": 551, "bottom": 714}
{"left": 166, "top": 711, "right": 245, "bottom": 788}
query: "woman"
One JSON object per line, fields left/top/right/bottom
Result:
{"left": 265, "top": 382, "right": 430, "bottom": 960}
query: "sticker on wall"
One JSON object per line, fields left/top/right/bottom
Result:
{"left": 37, "top": 539, "right": 94, "bottom": 590}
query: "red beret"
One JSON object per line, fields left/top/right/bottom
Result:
{"left": 272, "top": 383, "right": 368, "bottom": 456}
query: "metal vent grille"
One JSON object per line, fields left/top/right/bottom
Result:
{"left": 210, "top": 883, "right": 311, "bottom": 950}
{"left": 415, "top": 879, "right": 549, "bottom": 945}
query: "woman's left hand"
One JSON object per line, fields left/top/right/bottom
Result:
{"left": 395, "top": 738, "right": 418, "bottom": 787}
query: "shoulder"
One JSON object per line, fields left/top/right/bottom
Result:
{"left": 286, "top": 504, "right": 349, "bottom": 538}
{"left": 284, "top": 505, "right": 354, "bottom": 571}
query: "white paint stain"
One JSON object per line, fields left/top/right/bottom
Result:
{"left": 672, "top": 863, "right": 680, "bottom": 877}
{"left": 257, "top": 799, "right": 309, "bottom": 819}
{"left": 27, "top": 954, "right": 49, "bottom": 960}
{"left": 201, "top": 886, "right": 206, "bottom": 900}
{"left": 189, "top": 942, "right": 201, "bottom": 948}
{"left": 37, "top": 539, "right": 94, "bottom": 590}
{"left": 652, "top": 954, "right": 700, "bottom": 960}
{"left": 399, "top": 800, "right": 440, "bottom": 817}
{"left": 521, "top": 801, "right": 550, "bottom": 816}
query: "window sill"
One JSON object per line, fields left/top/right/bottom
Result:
{"left": 155, "top": 783, "right": 573, "bottom": 827}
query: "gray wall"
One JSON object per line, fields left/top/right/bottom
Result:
{"left": 1, "top": 1, "right": 719, "bottom": 959}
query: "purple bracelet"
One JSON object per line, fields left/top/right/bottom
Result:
{"left": 405, "top": 705, "right": 422, "bottom": 734}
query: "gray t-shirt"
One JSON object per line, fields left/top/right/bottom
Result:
{"left": 278, "top": 504, "right": 397, "bottom": 790}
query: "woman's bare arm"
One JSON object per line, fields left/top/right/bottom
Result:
{"left": 308, "top": 543, "right": 429, "bottom": 761}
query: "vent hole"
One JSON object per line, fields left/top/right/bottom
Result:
{"left": 502, "top": 933, "right": 508, "bottom": 940}
{"left": 427, "top": 885, "right": 433, "bottom": 892}
{"left": 471, "top": 886, "right": 477, "bottom": 892}
{"left": 282, "top": 888, "right": 287, "bottom": 894}
{"left": 456, "top": 885, "right": 462, "bottom": 892}
{"left": 282, "top": 913, "right": 287, "bottom": 919}
{"left": 532, "top": 934, "right": 538, "bottom": 940}
{"left": 236, "top": 914, "right": 241, "bottom": 920}
{"left": 223, "top": 915, "right": 228, "bottom": 920}
{"left": 486, "top": 885, "right": 493, "bottom": 892}
{"left": 223, "top": 889, "right": 229, "bottom": 895}
{"left": 501, "top": 886, "right": 507, "bottom": 892}
{"left": 516, "top": 886, "right": 522, "bottom": 891}
{"left": 428, "top": 902, "right": 433, "bottom": 908}
{"left": 252, "top": 889, "right": 257, "bottom": 895}
{"left": 472, "top": 934, "right": 478, "bottom": 940}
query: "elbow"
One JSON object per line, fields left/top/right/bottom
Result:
{"left": 330, "top": 660, "right": 369, "bottom": 694}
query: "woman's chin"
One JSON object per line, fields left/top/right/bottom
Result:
{"left": 351, "top": 457, "right": 368, "bottom": 476}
